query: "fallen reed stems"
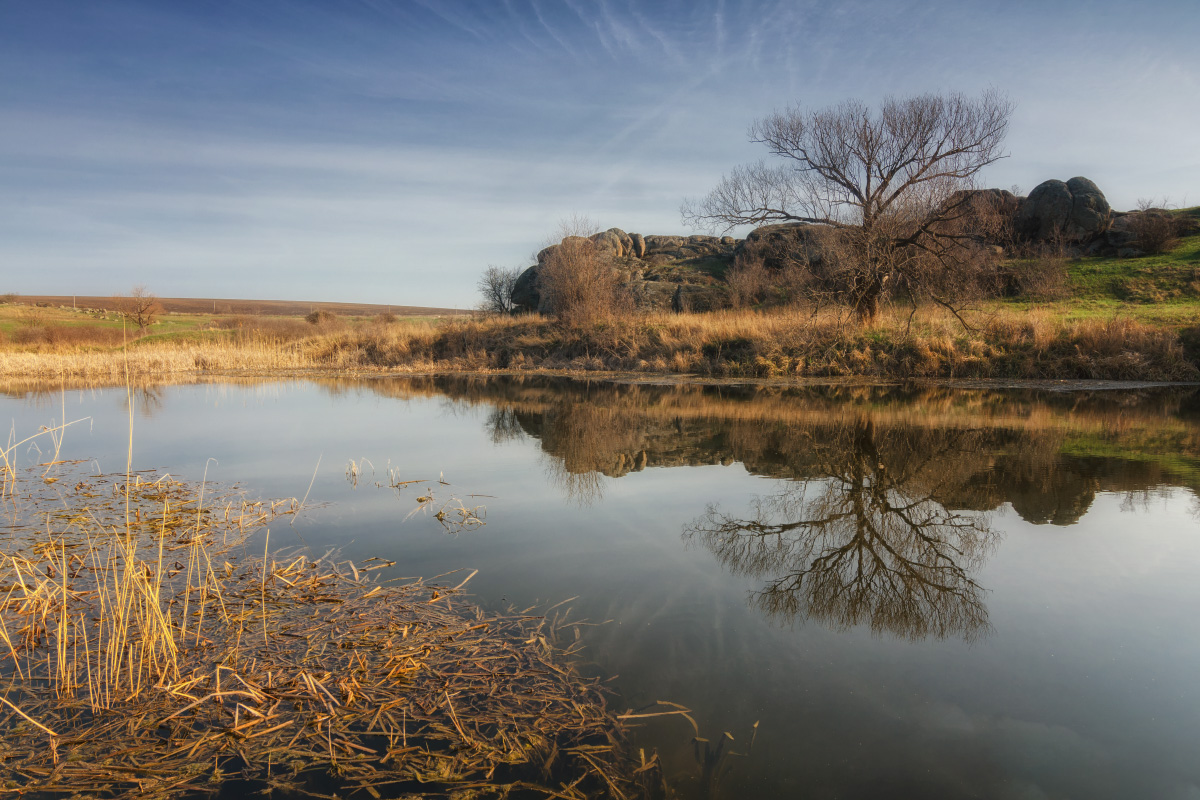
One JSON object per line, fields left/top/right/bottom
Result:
{"left": 0, "top": 462, "right": 656, "bottom": 799}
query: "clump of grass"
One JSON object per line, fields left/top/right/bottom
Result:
{"left": 0, "top": 458, "right": 655, "bottom": 799}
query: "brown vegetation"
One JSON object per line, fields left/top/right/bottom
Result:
{"left": 1129, "top": 199, "right": 1188, "bottom": 255}
{"left": 0, "top": 307, "right": 1196, "bottom": 382}
{"left": 537, "top": 219, "right": 630, "bottom": 327}
{"left": 0, "top": 457, "right": 658, "bottom": 798}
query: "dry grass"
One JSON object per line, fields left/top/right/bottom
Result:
{"left": 2, "top": 306, "right": 1198, "bottom": 382}
{"left": 0, "top": 434, "right": 660, "bottom": 798}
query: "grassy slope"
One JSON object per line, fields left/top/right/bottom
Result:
{"left": 990, "top": 207, "right": 1200, "bottom": 325}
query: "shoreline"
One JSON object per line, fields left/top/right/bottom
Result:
{"left": 4, "top": 306, "right": 1199, "bottom": 386}
{"left": 3, "top": 363, "right": 1197, "bottom": 394}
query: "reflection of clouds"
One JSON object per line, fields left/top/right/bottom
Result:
{"left": 906, "top": 698, "right": 1200, "bottom": 800}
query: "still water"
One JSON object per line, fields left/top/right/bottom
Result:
{"left": 4, "top": 377, "right": 1199, "bottom": 799}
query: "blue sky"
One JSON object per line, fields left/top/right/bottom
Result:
{"left": 2, "top": 0, "right": 1197, "bottom": 307}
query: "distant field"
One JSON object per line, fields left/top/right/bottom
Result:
{"left": 8, "top": 296, "right": 472, "bottom": 317}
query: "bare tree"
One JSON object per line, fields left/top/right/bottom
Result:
{"left": 113, "top": 286, "right": 161, "bottom": 332}
{"left": 476, "top": 265, "right": 522, "bottom": 315}
{"left": 683, "top": 91, "right": 1014, "bottom": 321}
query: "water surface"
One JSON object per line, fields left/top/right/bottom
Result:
{"left": 4, "top": 377, "right": 1199, "bottom": 799}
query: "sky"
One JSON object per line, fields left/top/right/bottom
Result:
{"left": 2, "top": 0, "right": 1198, "bottom": 308}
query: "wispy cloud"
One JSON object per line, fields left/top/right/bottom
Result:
{"left": 1, "top": 0, "right": 1197, "bottom": 304}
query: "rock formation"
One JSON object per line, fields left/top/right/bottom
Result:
{"left": 1016, "top": 177, "right": 1112, "bottom": 242}
{"left": 510, "top": 227, "right": 740, "bottom": 313}
{"left": 506, "top": 176, "right": 1150, "bottom": 314}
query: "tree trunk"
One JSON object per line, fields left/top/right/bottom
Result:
{"left": 853, "top": 279, "right": 881, "bottom": 323}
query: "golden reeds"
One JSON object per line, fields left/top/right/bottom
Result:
{"left": 0, "top": 462, "right": 656, "bottom": 799}
{"left": 1, "top": 306, "right": 1197, "bottom": 381}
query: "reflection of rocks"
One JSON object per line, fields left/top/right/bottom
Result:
{"left": 1005, "top": 465, "right": 1100, "bottom": 526}
{"left": 329, "top": 376, "right": 1200, "bottom": 525}
{"left": 477, "top": 379, "right": 1200, "bottom": 523}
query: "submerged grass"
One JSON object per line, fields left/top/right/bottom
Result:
{"left": 0, "top": 447, "right": 658, "bottom": 798}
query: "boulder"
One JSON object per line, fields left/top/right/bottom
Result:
{"left": 643, "top": 235, "right": 685, "bottom": 253}
{"left": 738, "top": 222, "right": 830, "bottom": 270}
{"left": 1016, "top": 177, "right": 1112, "bottom": 242}
{"left": 510, "top": 265, "right": 541, "bottom": 312}
{"left": 629, "top": 233, "right": 646, "bottom": 259}
{"left": 1105, "top": 213, "right": 1139, "bottom": 248}
{"left": 536, "top": 244, "right": 559, "bottom": 265}
{"left": 610, "top": 228, "right": 634, "bottom": 257}
{"left": 590, "top": 230, "right": 624, "bottom": 258}
{"left": 949, "top": 188, "right": 1022, "bottom": 234}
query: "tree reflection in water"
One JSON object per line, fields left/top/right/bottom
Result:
{"left": 320, "top": 375, "right": 1200, "bottom": 640}
{"left": 685, "top": 419, "right": 998, "bottom": 642}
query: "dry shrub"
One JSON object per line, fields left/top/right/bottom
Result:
{"left": 539, "top": 236, "right": 626, "bottom": 327}
{"left": 995, "top": 256, "right": 1070, "bottom": 299}
{"left": 1129, "top": 201, "right": 1184, "bottom": 255}
{"left": 304, "top": 309, "right": 340, "bottom": 326}
{"left": 726, "top": 257, "right": 771, "bottom": 307}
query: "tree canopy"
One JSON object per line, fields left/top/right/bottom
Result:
{"left": 683, "top": 91, "right": 1015, "bottom": 321}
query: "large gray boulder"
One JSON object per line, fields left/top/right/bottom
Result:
{"left": 643, "top": 235, "right": 685, "bottom": 254}
{"left": 1016, "top": 177, "right": 1112, "bottom": 241}
{"left": 510, "top": 265, "right": 541, "bottom": 313}
{"left": 738, "top": 222, "right": 830, "bottom": 269}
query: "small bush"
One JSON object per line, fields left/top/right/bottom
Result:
{"left": 1129, "top": 200, "right": 1187, "bottom": 255}
{"left": 539, "top": 231, "right": 627, "bottom": 327}
{"left": 305, "top": 310, "right": 338, "bottom": 325}
{"left": 726, "top": 258, "right": 771, "bottom": 308}
{"left": 1129, "top": 211, "right": 1181, "bottom": 255}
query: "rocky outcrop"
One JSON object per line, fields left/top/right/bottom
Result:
{"left": 629, "top": 233, "right": 646, "bottom": 259}
{"left": 511, "top": 227, "right": 740, "bottom": 313}
{"left": 736, "top": 222, "right": 830, "bottom": 270}
{"left": 1016, "top": 177, "right": 1112, "bottom": 242}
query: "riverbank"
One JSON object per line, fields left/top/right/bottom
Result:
{"left": 2, "top": 306, "right": 1199, "bottom": 382}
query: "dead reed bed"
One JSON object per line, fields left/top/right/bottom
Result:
{"left": 0, "top": 458, "right": 658, "bottom": 799}
{"left": 2, "top": 307, "right": 1198, "bottom": 381}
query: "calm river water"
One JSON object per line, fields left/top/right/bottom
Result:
{"left": 3, "top": 376, "right": 1199, "bottom": 799}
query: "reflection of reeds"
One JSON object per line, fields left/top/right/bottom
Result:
{"left": 0, "top": 463, "right": 650, "bottom": 799}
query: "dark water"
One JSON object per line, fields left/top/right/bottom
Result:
{"left": 4, "top": 377, "right": 1200, "bottom": 799}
